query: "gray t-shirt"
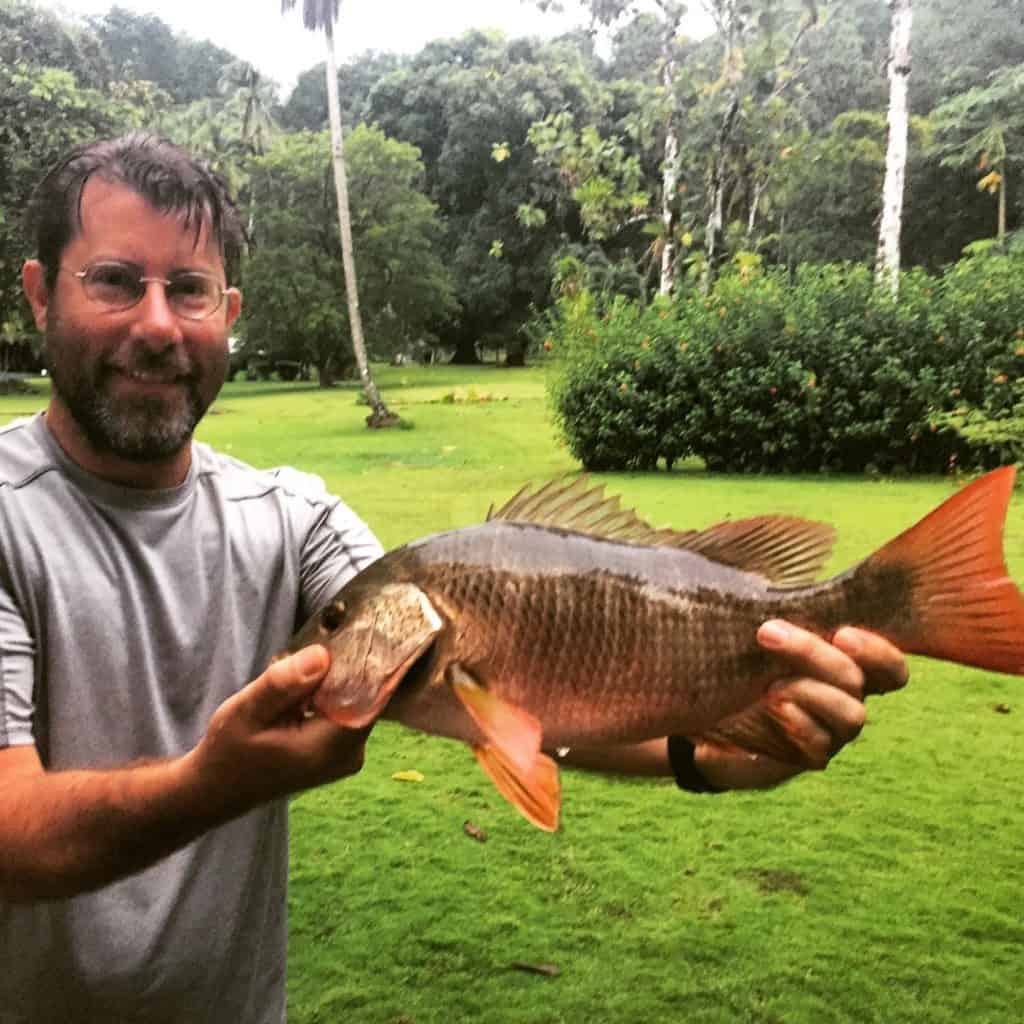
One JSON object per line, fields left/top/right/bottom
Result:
{"left": 0, "top": 414, "right": 382, "bottom": 1023}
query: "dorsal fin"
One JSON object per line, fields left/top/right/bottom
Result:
{"left": 487, "top": 476, "right": 835, "bottom": 586}
{"left": 660, "top": 515, "right": 837, "bottom": 587}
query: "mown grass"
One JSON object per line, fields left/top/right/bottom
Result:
{"left": 4, "top": 367, "right": 1022, "bottom": 1024}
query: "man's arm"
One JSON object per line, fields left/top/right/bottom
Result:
{"left": 0, "top": 645, "right": 366, "bottom": 903}
{"left": 559, "top": 623, "right": 909, "bottom": 789}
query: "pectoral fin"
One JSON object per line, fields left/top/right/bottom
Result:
{"left": 473, "top": 743, "right": 561, "bottom": 832}
{"left": 449, "top": 663, "right": 561, "bottom": 831}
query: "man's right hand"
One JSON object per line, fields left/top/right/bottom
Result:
{"left": 0, "top": 646, "right": 369, "bottom": 902}
{"left": 185, "top": 645, "right": 372, "bottom": 819}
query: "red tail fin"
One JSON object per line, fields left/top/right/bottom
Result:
{"left": 866, "top": 467, "right": 1024, "bottom": 675}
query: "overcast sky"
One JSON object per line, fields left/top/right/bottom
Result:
{"left": 38, "top": 0, "right": 714, "bottom": 96}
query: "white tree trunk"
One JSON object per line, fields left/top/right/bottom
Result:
{"left": 323, "top": 21, "right": 395, "bottom": 424}
{"left": 659, "top": 121, "right": 680, "bottom": 296}
{"left": 657, "top": 9, "right": 684, "bottom": 296}
{"left": 701, "top": 95, "right": 737, "bottom": 295}
{"left": 875, "top": 0, "right": 913, "bottom": 298}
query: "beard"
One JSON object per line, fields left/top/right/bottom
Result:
{"left": 44, "top": 321, "right": 224, "bottom": 464}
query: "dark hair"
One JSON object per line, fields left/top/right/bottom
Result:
{"left": 26, "top": 133, "right": 247, "bottom": 289}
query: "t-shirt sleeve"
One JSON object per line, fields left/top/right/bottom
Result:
{"left": 0, "top": 580, "right": 36, "bottom": 749}
{"left": 270, "top": 468, "right": 383, "bottom": 620}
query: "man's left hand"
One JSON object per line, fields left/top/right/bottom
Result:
{"left": 694, "top": 622, "right": 909, "bottom": 790}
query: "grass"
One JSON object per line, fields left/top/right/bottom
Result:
{"left": 4, "top": 366, "right": 1022, "bottom": 1024}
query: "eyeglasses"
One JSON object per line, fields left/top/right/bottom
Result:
{"left": 60, "top": 261, "right": 228, "bottom": 321}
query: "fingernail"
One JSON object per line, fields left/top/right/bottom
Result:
{"left": 758, "top": 620, "right": 791, "bottom": 649}
{"left": 295, "top": 646, "right": 327, "bottom": 682}
{"left": 834, "top": 628, "right": 861, "bottom": 656}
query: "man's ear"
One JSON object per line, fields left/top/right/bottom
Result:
{"left": 224, "top": 287, "right": 242, "bottom": 331}
{"left": 22, "top": 261, "right": 50, "bottom": 332}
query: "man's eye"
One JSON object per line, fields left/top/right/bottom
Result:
{"left": 90, "top": 265, "right": 137, "bottom": 289}
{"left": 172, "top": 276, "right": 207, "bottom": 298}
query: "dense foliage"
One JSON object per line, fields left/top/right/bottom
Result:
{"left": 238, "top": 128, "right": 456, "bottom": 383}
{"left": 548, "top": 253, "right": 1024, "bottom": 473}
{"left": 1, "top": 0, "right": 1021, "bottom": 426}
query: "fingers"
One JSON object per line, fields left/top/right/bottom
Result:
{"left": 700, "top": 621, "right": 909, "bottom": 793}
{"left": 289, "top": 718, "right": 373, "bottom": 779}
{"left": 769, "top": 678, "right": 867, "bottom": 758}
{"left": 757, "top": 620, "right": 879, "bottom": 766}
{"left": 758, "top": 620, "right": 865, "bottom": 698}
{"left": 832, "top": 627, "right": 910, "bottom": 695}
{"left": 238, "top": 646, "right": 330, "bottom": 725}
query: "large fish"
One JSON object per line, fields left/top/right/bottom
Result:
{"left": 289, "top": 469, "right": 1024, "bottom": 830}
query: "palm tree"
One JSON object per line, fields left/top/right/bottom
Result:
{"left": 218, "top": 61, "right": 279, "bottom": 237}
{"left": 280, "top": 0, "right": 398, "bottom": 426}
{"left": 931, "top": 64, "right": 1024, "bottom": 250}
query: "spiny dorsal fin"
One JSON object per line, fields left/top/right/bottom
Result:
{"left": 488, "top": 476, "right": 835, "bottom": 586}
{"left": 487, "top": 475, "right": 657, "bottom": 542}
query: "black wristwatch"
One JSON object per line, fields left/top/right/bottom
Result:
{"left": 667, "top": 736, "right": 723, "bottom": 794}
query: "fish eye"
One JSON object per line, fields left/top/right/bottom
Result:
{"left": 319, "top": 600, "right": 345, "bottom": 633}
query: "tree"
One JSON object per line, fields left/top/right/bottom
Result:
{"left": 910, "top": 0, "right": 1024, "bottom": 116}
{"left": 1, "top": 0, "right": 111, "bottom": 89}
{"left": 930, "top": 64, "right": 1024, "bottom": 249}
{"left": 368, "top": 32, "right": 610, "bottom": 363}
{"left": 90, "top": 5, "right": 237, "bottom": 104}
{"left": 280, "top": 51, "right": 406, "bottom": 133}
{"left": 536, "top": 0, "right": 689, "bottom": 294}
{"left": 280, "top": 0, "right": 398, "bottom": 427}
{"left": 241, "top": 130, "right": 455, "bottom": 382}
{"left": 697, "top": 0, "right": 826, "bottom": 291}
{"left": 875, "top": 0, "right": 912, "bottom": 296}
{"left": 0, "top": 62, "right": 120, "bottom": 346}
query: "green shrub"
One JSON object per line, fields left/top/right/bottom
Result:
{"left": 547, "top": 253, "right": 1024, "bottom": 473}
{"left": 547, "top": 292, "right": 692, "bottom": 470}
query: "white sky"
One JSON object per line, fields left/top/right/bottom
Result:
{"left": 37, "top": 0, "right": 714, "bottom": 96}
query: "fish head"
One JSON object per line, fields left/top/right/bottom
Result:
{"left": 294, "top": 581, "right": 444, "bottom": 729}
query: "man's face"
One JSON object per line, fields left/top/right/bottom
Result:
{"left": 26, "top": 178, "right": 241, "bottom": 463}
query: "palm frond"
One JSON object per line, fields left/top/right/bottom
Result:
{"left": 281, "top": 0, "right": 340, "bottom": 32}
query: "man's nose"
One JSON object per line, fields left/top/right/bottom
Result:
{"left": 129, "top": 281, "right": 184, "bottom": 346}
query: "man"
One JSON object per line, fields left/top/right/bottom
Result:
{"left": 0, "top": 135, "right": 906, "bottom": 1022}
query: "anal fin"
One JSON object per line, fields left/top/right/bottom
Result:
{"left": 697, "top": 694, "right": 829, "bottom": 771}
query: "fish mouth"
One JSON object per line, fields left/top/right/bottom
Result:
{"left": 382, "top": 636, "right": 438, "bottom": 709}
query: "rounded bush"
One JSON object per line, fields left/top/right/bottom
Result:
{"left": 547, "top": 254, "right": 1024, "bottom": 473}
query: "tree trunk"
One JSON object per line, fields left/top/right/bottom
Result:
{"left": 875, "top": 0, "right": 913, "bottom": 298}
{"left": 746, "top": 178, "right": 766, "bottom": 239}
{"left": 702, "top": 96, "right": 738, "bottom": 295}
{"left": 658, "top": 33, "right": 681, "bottom": 297}
{"left": 322, "top": 21, "right": 399, "bottom": 428}
{"left": 659, "top": 122, "right": 680, "bottom": 296}
{"left": 998, "top": 172, "right": 1007, "bottom": 245}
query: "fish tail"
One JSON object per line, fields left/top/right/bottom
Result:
{"left": 857, "top": 466, "right": 1024, "bottom": 675}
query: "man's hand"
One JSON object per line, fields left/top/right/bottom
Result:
{"left": 185, "top": 645, "right": 371, "bottom": 819}
{"left": 0, "top": 646, "right": 370, "bottom": 902}
{"left": 694, "top": 621, "right": 909, "bottom": 790}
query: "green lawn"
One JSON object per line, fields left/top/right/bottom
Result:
{"left": 4, "top": 368, "right": 1022, "bottom": 1024}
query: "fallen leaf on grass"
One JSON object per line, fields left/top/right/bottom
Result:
{"left": 463, "top": 821, "right": 488, "bottom": 843}
{"left": 509, "top": 962, "right": 560, "bottom": 978}
{"left": 391, "top": 770, "right": 425, "bottom": 783}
